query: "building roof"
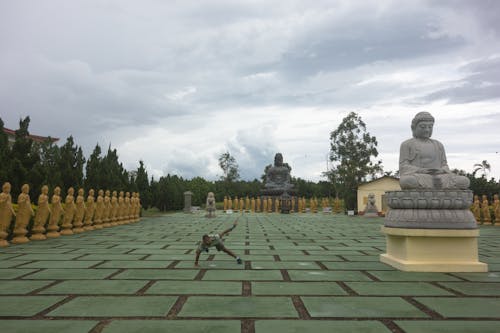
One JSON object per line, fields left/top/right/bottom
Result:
{"left": 3, "top": 127, "right": 59, "bottom": 143}
{"left": 359, "top": 175, "right": 400, "bottom": 186}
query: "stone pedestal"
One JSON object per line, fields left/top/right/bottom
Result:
{"left": 381, "top": 190, "right": 487, "bottom": 272}
{"left": 60, "top": 222, "right": 74, "bottom": 235}
{"left": 0, "top": 231, "right": 9, "bottom": 247}
{"left": 45, "top": 224, "right": 61, "bottom": 238}
{"left": 30, "top": 226, "right": 47, "bottom": 240}
{"left": 11, "top": 227, "right": 30, "bottom": 244}
{"left": 363, "top": 211, "right": 378, "bottom": 217}
{"left": 183, "top": 191, "right": 193, "bottom": 214}
{"left": 384, "top": 190, "right": 476, "bottom": 229}
{"left": 380, "top": 227, "right": 487, "bottom": 272}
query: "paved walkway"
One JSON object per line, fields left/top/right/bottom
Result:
{"left": 0, "top": 213, "right": 499, "bottom": 333}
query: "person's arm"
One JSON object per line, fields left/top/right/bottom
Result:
{"left": 219, "top": 221, "right": 238, "bottom": 238}
{"left": 194, "top": 249, "right": 201, "bottom": 267}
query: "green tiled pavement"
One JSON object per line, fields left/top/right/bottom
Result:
{"left": 251, "top": 261, "right": 320, "bottom": 269}
{"left": 255, "top": 320, "right": 391, "bottom": 333}
{"left": 111, "top": 269, "right": 198, "bottom": 280}
{"left": 0, "top": 260, "right": 30, "bottom": 268}
{"left": 438, "top": 282, "right": 500, "bottom": 295}
{"left": 0, "top": 212, "right": 499, "bottom": 331}
{"left": 102, "top": 320, "right": 241, "bottom": 333}
{"left": 346, "top": 281, "right": 454, "bottom": 296}
{"left": 0, "top": 320, "right": 98, "bottom": 333}
{"left": 0, "top": 268, "right": 40, "bottom": 279}
{"left": 95, "top": 260, "right": 172, "bottom": 268}
{"left": 39, "top": 280, "right": 149, "bottom": 294}
{"left": 252, "top": 282, "right": 347, "bottom": 295}
{"left": 48, "top": 296, "right": 178, "bottom": 317}
{"left": 145, "top": 281, "right": 242, "bottom": 295}
{"left": 178, "top": 296, "right": 298, "bottom": 317}
{"left": 0, "top": 296, "right": 65, "bottom": 316}
{"left": 176, "top": 261, "right": 246, "bottom": 269}
{"left": 302, "top": 296, "right": 429, "bottom": 318}
{"left": 415, "top": 297, "right": 500, "bottom": 317}
{"left": 203, "top": 270, "right": 283, "bottom": 281}
{"left": 395, "top": 320, "right": 500, "bottom": 333}
{"left": 0, "top": 280, "right": 54, "bottom": 294}
{"left": 24, "top": 268, "right": 118, "bottom": 280}
{"left": 18, "top": 261, "right": 102, "bottom": 269}
{"left": 368, "top": 270, "right": 463, "bottom": 281}
{"left": 288, "top": 270, "right": 372, "bottom": 281}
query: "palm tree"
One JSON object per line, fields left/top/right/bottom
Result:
{"left": 472, "top": 160, "right": 491, "bottom": 177}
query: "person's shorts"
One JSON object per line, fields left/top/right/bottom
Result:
{"left": 214, "top": 240, "right": 225, "bottom": 251}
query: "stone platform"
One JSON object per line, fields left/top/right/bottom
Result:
{"left": 384, "top": 190, "right": 476, "bottom": 229}
{"left": 380, "top": 227, "right": 488, "bottom": 272}
{"left": 0, "top": 213, "right": 499, "bottom": 332}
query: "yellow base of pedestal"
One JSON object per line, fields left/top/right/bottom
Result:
{"left": 380, "top": 226, "right": 488, "bottom": 272}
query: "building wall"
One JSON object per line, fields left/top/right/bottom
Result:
{"left": 357, "top": 177, "right": 401, "bottom": 214}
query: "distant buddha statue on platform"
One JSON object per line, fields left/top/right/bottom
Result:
{"left": 399, "top": 112, "right": 470, "bottom": 190}
{"left": 262, "top": 153, "right": 296, "bottom": 195}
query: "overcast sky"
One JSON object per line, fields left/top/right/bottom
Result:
{"left": 1, "top": 0, "right": 499, "bottom": 182}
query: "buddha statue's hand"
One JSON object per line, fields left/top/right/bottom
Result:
{"left": 418, "top": 168, "right": 447, "bottom": 175}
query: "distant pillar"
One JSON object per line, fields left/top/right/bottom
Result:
{"left": 184, "top": 191, "right": 193, "bottom": 213}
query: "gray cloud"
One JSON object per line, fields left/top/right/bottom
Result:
{"left": 1, "top": 1, "right": 500, "bottom": 181}
{"left": 417, "top": 56, "right": 500, "bottom": 104}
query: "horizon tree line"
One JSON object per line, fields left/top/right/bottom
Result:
{"left": 1, "top": 115, "right": 498, "bottom": 212}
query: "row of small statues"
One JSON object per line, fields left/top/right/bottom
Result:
{"left": 471, "top": 194, "right": 500, "bottom": 224}
{"left": 0, "top": 182, "right": 142, "bottom": 247}
{"left": 222, "top": 196, "right": 343, "bottom": 213}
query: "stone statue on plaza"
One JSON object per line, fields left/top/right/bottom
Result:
{"left": 472, "top": 195, "right": 481, "bottom": 223}
{"left": 83, "top": 189, "right": 95, "bottom": 231}
{"left": 12, "top": 184, "right": 34, "bottom": 244}
{"left": 117, "top": 191, "right": 125, "bottom": 224}
{"left": 399, "top": 111, "right": 470, "bottom": 190}
{"left": 363, "top": 193, "right": 379, "bottom": 217}
{"left": 31, "top": 185, "right": 51, "bottom": 240}
{"left": 381, "top": 111, "right": 487, "bottom": 272}
{"left": 135, "top": 192, "right": 142, "bottom": 222}
{"left": 205, "top": 192, "right": 216, "bottom": 218}
{"left": 94, "top": 190, "right": 105, "bottom": 228}
{"left": 102, "top": 190, "right": 112, "bottom": 227}
{"left": 262, "top": 153, "right": 295, "bottom": 195}
{"left": 72, "top": 188, "right": 86, "bottom": 233}
{"left": 110, "top": 190, "right": 119, "bottom": 225}
{"left": 46, "top": 186, "right": 63, "bottom": 238}
{"left": 60, "top": 187, "right": 76, "bottom": 235}
{"left": 385, "top": 111, "right": 476, "bottom": 229}
{"left": 481, "top": 195, "right": 491, "bottom": 224}
{"left": 494, "top": 194, "right": 500, "bottom": 224}
{"left": 0, "top": 182, "right": 16, "bottom": 246}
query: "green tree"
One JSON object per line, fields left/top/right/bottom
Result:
{"left": 188, "top": 176, "right": 214, "bottom": 206}
{"left": 0, "top": 118, "right": 10, "bottom": 183}
{"left": 9, "top": 117, "right": 39, "bottom": 198}
{"left": 134, "top": 160, "right": 151, "bottom": 209}
{"left": 153, "top": 174, "right": 185, "bottom": 211}
{"left": 58, "top": 136, "right": 85, "bottom": 192}
{"left": 329, "top": 112, "right": 382, "bottom": 211}
{"left": 468, "top": 174, "right": 500, "bottom": 200}
{"left": 473, "top": 160, "right": 491, "bottom": 178}
{"left": 85, "top": 144, "right": 102, "bottom": 191}
{"left": 99, "top": 146, "right": 130, "bottom": 191}
{"left": 37, "top": 139, "right": 62, "bottom": 189}
{"left": 218, "top": 152, "right": 240, "bottom": 182}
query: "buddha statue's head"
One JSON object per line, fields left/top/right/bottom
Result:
{"left": 411, "top": 111, "right": 435, "bottom": 139}
{"left": 274, "top": 153, "right": 283, "bottom": 167}
{"left": 2, "top": 182, "right": 11, "bottom": 193}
